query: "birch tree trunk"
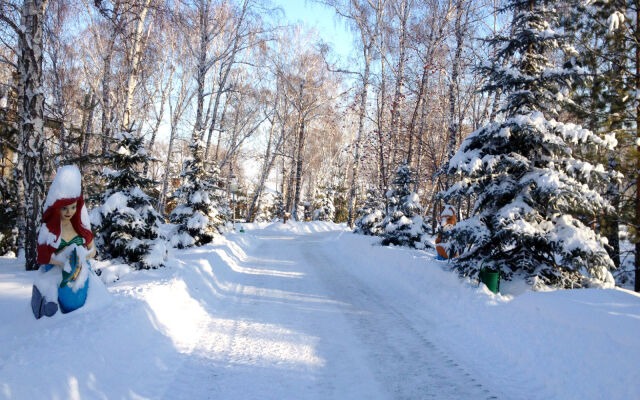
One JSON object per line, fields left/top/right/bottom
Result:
{"left": 20, "top": 0, "right": 49, "bottom": 270}
{"left": 285, "top": 120, "right": 299, "bottom": 213}
{"left": 347, "top": 44, "right": 371, "bottom": 228}
{"left": 122, "top": 0, "right": 153, "bottom": 130}
{"left": 246, "top": 113, "right": 284, "bottom": 222}
{"left": 204, "top": 0, "right": 249, "bottom": 160}
{"left": 100, "top": 37, "right": 115, "bottom": 153}
{"left": 79, "top": 90, "right": 95, "bottom": 174}
{"left": 214, "top": 98, "right": 229, "bottom": 162}
{"left": 388, "top": 0, "right": 409, "bottom": 170}
{"left": 144, "top": 67, "right": 173, "bottom": 177}
{"left": 193, "top": 0, "right": 211, "bottom": 141}
{"left": 292, "top": 117, "right": 306, "bottom": 220}
{"left": 445, "top": 0, "right": 464, "bottom": 189}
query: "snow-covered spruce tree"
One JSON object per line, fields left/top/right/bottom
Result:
{"left": 254, "top": 192, "right": 275, "bottom": 222}
{"left": 440, "top": 0, "right": 617, "bottom": 289}
{"left": 354, "top": 187, "right": 386, "bottom": 236}
{"left": 0, "top": 169, "right": 18, "bottom": 255}
{"left": 169, "top": 139, "right": 225, "bottom": 248}
{"left": 91, "top": 129, "right": 167, "bottom": 269}
{"left": 270, "top": 191, "right": 285, "bottom": 221}
{"left": 0, "top": 111, "right": 18, "bottom": 256}
{"left": 312, "top": 184, "right": 335, "bottom": 221}
{"left": 381, "top": 163, "right": 430, "bottom": 249}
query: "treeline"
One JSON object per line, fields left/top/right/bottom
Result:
{"left": 0, "top": 0, "right": 638, "bottom": 290}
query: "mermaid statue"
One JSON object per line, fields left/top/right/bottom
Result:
{"left": 31, "top": 165, "right": 96, "bottom": 318}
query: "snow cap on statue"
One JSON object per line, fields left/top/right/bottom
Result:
{"left": 37, "top": 165, "right": 93, "bottom": 265}
{"left": 43, "top": 165, "right": 82, "bottom": 210}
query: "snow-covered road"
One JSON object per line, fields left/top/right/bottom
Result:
{"left": 1, "top": 222, "right": 639, "bottom": 400}
{"left": 160, "top": 228, "right": 495, "bottom": 399}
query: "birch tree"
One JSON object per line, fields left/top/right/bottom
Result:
{"left": 18, "top": 0, "right": 49, "bottom": 270}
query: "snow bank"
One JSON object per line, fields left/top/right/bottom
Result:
{"left": 324, "top": 232, "right": 640, "bottom": 400}
{"left": 2, "top": 225, "right": 638, "bottom": 399}
{"left": 242, "top": 221, "right": 349, "bottom": 234}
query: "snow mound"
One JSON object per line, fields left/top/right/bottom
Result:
{"left": 243, "top": 221, "right": 349, "bottom": 234}
{"left": 43, "top": 165, "right": 82, "bottom": 210}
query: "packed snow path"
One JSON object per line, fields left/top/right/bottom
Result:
{"left": 2, "top": 222, "right": 639, "bottom": 399}
{"left": 162, "top": 229, "right": 494, "bottom": 400}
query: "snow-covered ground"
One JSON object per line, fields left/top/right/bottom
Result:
{"left": 1, "top": 222, "right": 639, "bottom": 399}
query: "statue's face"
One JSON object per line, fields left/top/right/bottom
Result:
{"left": 61, "top": 202, "right": 77, "bottom": 222}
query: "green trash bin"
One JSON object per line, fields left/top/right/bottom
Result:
{"left": 479, "top": 266, "right": 500, "bottom": 294}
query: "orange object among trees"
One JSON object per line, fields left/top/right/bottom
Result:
{"left": 435, "top": 205, "right": 457, "bottom": 259}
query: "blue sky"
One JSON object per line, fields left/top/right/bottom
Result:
{"left": 270, "top": 0, "right": 355, "bottom": 60}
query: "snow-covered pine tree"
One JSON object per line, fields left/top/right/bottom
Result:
{"left": 332, "top": 173, "right": 349, "bottom": 223}
{"left": 91, "top": 129, "right": 167, "bottom": 269}
{"left": 440, "top": 0, "right": 617, "bottom": 289}
{"left": 381, "top": 163, "right": 430, "bottom": 249}
{"left": 0, "top": 168, "right": 18, "bottom": 255}
{"left": 354, "top": 187, "right": 385, "bottom": 236}
{"left": 253, "top": 192, "right": 274, "bottom": 222}
{"left": 0, "top": 105, "right": 18, "bottom": 256}
{"left": 271, "top": 191, "right": 285, "bottom": 221}
{"left": 312, "top": 184, "right": 335, "bottom": 221}
{"left": 169, "top": 139, "right": 225, "bottom": 248}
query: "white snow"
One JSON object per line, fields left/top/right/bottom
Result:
{"left": 80, "top": 204, "right": 91, "bottom": 230}
{"left": 43, "top": 165, "right": 82, "bottom": 211}
{"left": 37, "top": 223, "right": 61, "bottom": 247}
{"left": 100, "top": 192, "right": 131, "bottom": 215}
{"left": 1, "top": 223, "right": 639, "bottom": 399}
{"left": 608, "top": 11, "right": 625, "bottom": 32}
{"left": 187, "top": 211, "right": 210, "bottom": 230}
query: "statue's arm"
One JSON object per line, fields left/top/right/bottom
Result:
{"left": 86, "top": 239, "right": 97, "bottom": 260}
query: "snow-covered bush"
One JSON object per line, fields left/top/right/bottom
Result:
{"left": 91, "top": 129, "right": 167, "bottom": 269}
{"left": 0, "top": 116, "right": 18, "bottom": 256}
{"left": 381, "top": 164, "right": 430, "bottom": 249}
{"left": 354, "top": 187, "right": 385, "bottom": 236}
{"left": 439, "top": 0, "right": 616, "bottom": 289}
{"left": 0, "top": 174, "right": 18, "bottom": 255}
{"left": 253, "top": 192, "right": 276, "bottom": 222}
{"left": 169, "top": 139, "right": 225, "bottom": 248}
{"left": 312, "top": 185, "right": 335, "bottom": 221}
{"left": 267, "top": 191, "right": 285, "bottom": 221}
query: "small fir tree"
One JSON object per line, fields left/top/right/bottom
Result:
{"left": 440, "top": 0, "right": 617, "bottom": 289}
{"left": 381, "top": 163, "right": 430, "bottom": 249}
{"left": 270, "top": 192, "right": 285, "bottom": 221}
{"left": 312, "top": 184, "right": 335, "bottom": 221}
{"left": 91, "top": 129, "right": 167, "bottom": 269}
{"left": 354, "top": 187, "right": 386, "bottom": 236}
{"left": 254, "top": 192, "right": 275, "bottom": 222}
{"left": 0, "top": 169, "right": 18, "bottom": 255}
{"left": 0, "top": 100, "right": 18, "bottom": 255}
{"left": 170, "top": 139, "right": 224, "bottom": 248}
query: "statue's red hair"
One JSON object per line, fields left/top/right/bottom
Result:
{"left": 36, "top": 194, "right": 93, "bottom": 265}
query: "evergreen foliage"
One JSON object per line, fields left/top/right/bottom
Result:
{"left": 354, "top": 187, "right": 385, "bottom": 236}
{"left": 270, "top": 191, "right": 286, "bottom": 221}
{"left": 381, "top": 163, "right": 430, "bottom": 249}
{"left": 440, "top": 0, "right": 617, "bottom": 289}
{"left": 0, "top": 95, "right": 18, "bottom": 255}
{"left": 331, "top": 173, "right": 349, "bottom": 223}
{"left": 169, "top": 139, "right": 225, "bottom": 248}
{"left": 0, "top": 171, "right": 18, "bottom": 255}
{"left": 564, "top": 0, "right": 632, "bottom": 272}
{"left": 312, "top": 184, "right": 335, "bottom": 221}
{"left": 91, "top": 129, "right": 167, "bottom": 269}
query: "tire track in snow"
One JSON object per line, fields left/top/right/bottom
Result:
{"left": 302, "top": 237, "right": 498, "bottom": 400}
